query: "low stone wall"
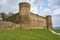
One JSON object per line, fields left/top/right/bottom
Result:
{"left": 0, "top": 21, "right": 45, "bottom": 29}
{"left": 0, "top": 21, "right": 20, "bottom": 30}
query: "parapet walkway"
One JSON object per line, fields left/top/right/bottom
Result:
{"left": 49, "top": 29, "right": 60, "bottom": 36}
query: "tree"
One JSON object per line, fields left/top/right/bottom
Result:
{"left": 0, "top": 12, "right": 8, "bottom": 21}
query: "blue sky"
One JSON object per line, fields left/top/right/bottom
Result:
{"left": 0, "top": 0, "right": 60, "bottom": 27}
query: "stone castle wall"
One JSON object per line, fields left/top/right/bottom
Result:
{"left": 30, "top": 13, "right": 47, "bottom": 29}
{"left": 18, "top": 2, "right": 52, "bottom": 29}
{"left": 0, "top": 2, "right": 52, "bottom": 29}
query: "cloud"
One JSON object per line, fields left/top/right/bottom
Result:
{"left": 0, "top": 0, "right": 60, "bottom": 15}
{"left": 0, "top": 0, "right": 42, "bottom": 14}
{"left": 52, "top": 14, "right": 60, "bottom": 27}
{"left": 52, "top": 8, "right": 60, "bottom": 27}
{"left": 40, "top": 8, "right": 53, "bottom": 16}
{"left": 48, "top": 0, "right": 60, "bottom": 8}
{"left": 52, "top": 14, "right": 60, "bottom": 21}
{"left": 53, "top": 8, "right": 60, "bottom": 14}
{"left": 53, "top": 20, "right": 60, "bottom": 27}
{"left": 30, "top": 0, "right": 42, "bottom": 15}
{"left": 48, "top": 0, "right": 60, "bottom": 15}
{"left": 0, "top": 0, "right": 7, "bottom": 5}
{"left": 31, "top": 7, "right": 39, "bottom": 14}
{"left": 0, "top": 0, "right": 19, "bottom": 13}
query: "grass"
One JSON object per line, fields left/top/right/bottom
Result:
{"left": 0, "top": 29, "right": 60, "bottom": 40}
{"left": 54, "top": 30, "right": 60, "bottom": 33}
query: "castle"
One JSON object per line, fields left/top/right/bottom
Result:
{"left": 1, "top": 2, "right": 52, "bottom": 29}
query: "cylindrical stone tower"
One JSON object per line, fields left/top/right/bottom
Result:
{"left": 19, "top": 2, "right": 31, "bottom": 29}
{"left": 19, "top": 2, "right": 30, "bottom": 15}
{"left": 46, "top": 15, "right": 52, "bottom": 29}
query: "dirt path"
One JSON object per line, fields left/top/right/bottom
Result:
{"left": 49, "top": 29, "right": 60, "bottom": 36}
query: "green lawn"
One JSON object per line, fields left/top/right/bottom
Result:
{"left": 54, "top": 30, "right": 60, "bottom": 33}
{"left": 0, "top": 29, "right": 60, "bottom": 40}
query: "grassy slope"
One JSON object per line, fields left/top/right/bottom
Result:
{"left": 0, "top": 29, "right": 60, "bottom": 40}
{"left": 54, "top": 30, "right": 60, "bottom": 33}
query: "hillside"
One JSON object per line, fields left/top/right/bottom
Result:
{"left": 54, "top": 30, "right": 60, "bottom": 33}
{"left": 53, "top": 27, "right": 60, "bottom": 30}
{"left": 0, "top": 29, "right": 60, "bottom": 40}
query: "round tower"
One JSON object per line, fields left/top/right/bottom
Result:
{"left": 19, "top": 2, "right": 31, "bottom": 29}
{"left": 46, "top": 15, "right": 52, "bottom": 29}
{"left": 19, "top": 2, "right": 30, "bottom": 16}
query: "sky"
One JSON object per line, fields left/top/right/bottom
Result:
{"left": 0, "top": 0, "right": 60, "bottom": 27}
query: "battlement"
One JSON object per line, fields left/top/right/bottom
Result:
{"left": 19, "top": 2, "right": 30, "bottom": 8}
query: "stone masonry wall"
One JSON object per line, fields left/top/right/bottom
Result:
{"left": 30, "top": 13, "right": 47, "bottom": 29}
